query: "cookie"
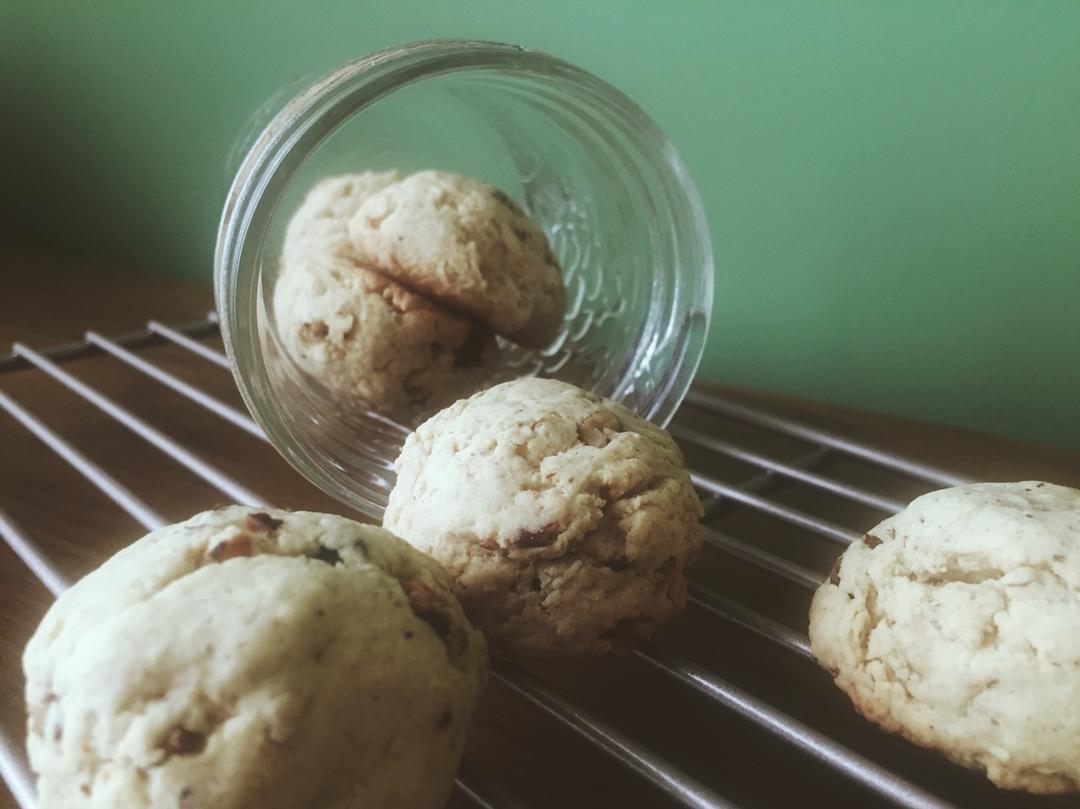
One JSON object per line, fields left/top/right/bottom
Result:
{"left": 348, "top": 170, "right": 567, "bottom": 347}
{"left": 809, "top": 481, "right": 1080, "bottom": 793}
{"left": 24, "top": 506, "right": 487, "bottom": 809}
{"left": 274, "top": 173, "right": 497, "bottom": 418}
{"left": 383, "top": 378, "right": 704, "bottom": 659}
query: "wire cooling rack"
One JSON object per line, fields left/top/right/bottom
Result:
{"left": 0, "top": 314, "right": 1069, "bottom": 809}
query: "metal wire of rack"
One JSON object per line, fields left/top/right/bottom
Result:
{"left": 0, "top": 313, "right": 1057, "bottom": 809}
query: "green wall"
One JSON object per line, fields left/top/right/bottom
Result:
{"left": 2, "top": 1, "right": 1078, "bottom": 448}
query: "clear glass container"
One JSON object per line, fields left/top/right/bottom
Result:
{"left": 215, "top": 39, "right": 713, "bottom": 518}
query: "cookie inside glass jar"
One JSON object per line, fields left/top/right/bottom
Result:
{"left": 274, "top": 169, "right": 567, "bottom": 423}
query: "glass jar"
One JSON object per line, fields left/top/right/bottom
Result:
{"left": 215, "top": 39, "right": 713, "bottom": 518}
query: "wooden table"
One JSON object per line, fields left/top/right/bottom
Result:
{"left": 1, "top": 250, "right": 1077, "bottom": 809}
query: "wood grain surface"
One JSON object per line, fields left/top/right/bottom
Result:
{"left": 1, "top": 251, "right": 1077, "bottom": 809}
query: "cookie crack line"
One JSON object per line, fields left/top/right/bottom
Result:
{"left": 895, "top": 561, "right": 1071, "bottom": 590}
{"left": 353, "top": 254, "right": 500, "bottom": 340}
{"left": 508, "top": 434, "right": 668, "bottom": 535}
{"left": 505, "top": 472, "right": 669, "bottom": 563}
{"left": 289, "top": 245, "right": 494, "bottom": 349}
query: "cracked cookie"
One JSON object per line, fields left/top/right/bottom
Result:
{"left": 274, "top": 172, "right": 498, "bottom": 420}
{"left": 348, "top": 169, "right": 567, "bottom": 348}
{"left": 809, "top": 481, "right": 1080, "bottom": 794}
{"left": 23, "top": 506, "right": 487, "bottom": 809}
{"left": 383, "top": 378, "right": 704, "bottom": 660}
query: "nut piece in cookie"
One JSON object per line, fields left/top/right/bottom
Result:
{"left": 384, "top": 378, "right": 704, "bottom": 660}
{"left": 348, "top": 170, "right": 567, "bottom": 347}
{"left": 809, "top": 481, "right": 1080, "bottom": 794}
{"left": 23, "top": 506, "right": 487, "bottom": 809}
{"left": 274, "top": 172, "right": 498, "bottom": 422}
